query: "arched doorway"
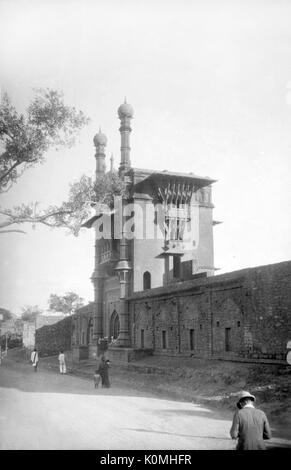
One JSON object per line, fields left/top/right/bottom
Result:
{"left": 110, "top": 310, "right": 120, "bottom": 340}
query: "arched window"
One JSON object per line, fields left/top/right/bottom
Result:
{"left": 110, "top": 310, "right": 120, "bottom": 340}
{"left": 143, "top": 271, "right": 151, "bottom": 290}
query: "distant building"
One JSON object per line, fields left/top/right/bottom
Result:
{"left": 22, "top": 313, "right": 66, "bottom": 349}
{"left": 22, "top": 322, "right": 36, "bottom": 349}
{"left": 0, "top": 318, "right": 22, "bottom": 337}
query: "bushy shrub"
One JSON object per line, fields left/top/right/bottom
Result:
{"left": 0, "top": 334, "right": 22, "bottom": 349}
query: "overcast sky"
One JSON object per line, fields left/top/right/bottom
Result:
{"left": 0, "top": 0, "right": 291, "bottom": 315}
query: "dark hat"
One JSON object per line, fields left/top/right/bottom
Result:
{"left": 237, "top": 390, "right": 255, "bottom": 407}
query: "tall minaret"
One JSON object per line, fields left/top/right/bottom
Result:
{"left": 91, "top": 128, "right": 107, "bottom": 348}
{"left": 93, "top": 128, "right": 107, "bottom": 179}
{"left": 118, "top": 98, "right": 134, "bottom": 174}
{"left": 113, "top": 100, "right": 134, "bottom": 348}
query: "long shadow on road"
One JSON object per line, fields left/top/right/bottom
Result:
{"left": 122, "top": 428, "right": 291, "bottom": 450}
{"left": 124, "top": 427, "right": 230, "bottom": 441}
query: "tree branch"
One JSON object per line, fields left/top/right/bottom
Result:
{"left": 0, "top": 180, "right": 14, "bottom": 193}
{"left": 0, "top": 208, "right": 75, "bottom": 229}
{"left": 0, "top": 229, "right": 26, "bottom": 234}
{"left": 0, "top": 161, "right": 22, "bottom": 185}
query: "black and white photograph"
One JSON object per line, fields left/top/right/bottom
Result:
{"left": 0, "top": 0, "right": 290, "bottom": 454}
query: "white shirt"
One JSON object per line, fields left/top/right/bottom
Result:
{"left": 31, "top": 351, "right": 38, "bottom": 363}
{"left": 58, "top": 353, "right": 65, "bottom": 363}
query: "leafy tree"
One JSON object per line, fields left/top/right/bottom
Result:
{"left": 94, "top": 171, "right": 128, "bottom": 207}
{"left": 44, "top": 170, "right": 128, "bottom": 235}
{"left": 48, "top": 291, "right": 85, "bottom": 315}
{"left": 21, "top": 305, "right": 43, "bottom": 322}
{"left": 0, "top": 170, "right": 127, "bottom": 236}
{"left": 0, "top": 168, "right": 126, "bottom": 236}
{"left": 0, "top": 307, "right": 13, "bottom": 321}
{"left": 0, "top": 89, "right": 128, "bottom": 236}
{"left": 0, "top": 88, "right": 89, "bottom": 192}
{"left": 0, "top": 88, "right": 89, "bottom": 233}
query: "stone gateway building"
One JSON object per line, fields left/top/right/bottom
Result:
{"left": 72, "top": 101, "right": 291, "bottom": 364}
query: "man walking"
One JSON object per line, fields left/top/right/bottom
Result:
{"left": 58, "top": 349, "right": 66, "bottom": 374}
{"left": 230, "top": 391, "right": 272, "bottom": 450}
{"left": 31, "top": 348, "right": 39, "bottom": 372}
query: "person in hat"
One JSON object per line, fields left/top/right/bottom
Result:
{"left": 230, "top": 391, "right": 272, "bottom": 450}
{"left": 97, "top": 356, "right": 111, "bottom": 388}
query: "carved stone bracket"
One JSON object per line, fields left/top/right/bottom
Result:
{"left": 153, "top": 178, "right": 196, "bottom": 207}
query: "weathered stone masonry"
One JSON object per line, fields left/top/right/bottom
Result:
{"left": 71, "top": 303, "right": 94, "bottom": 360}
{"left": 129, "top": 260, "right": 291, "bottom": 362}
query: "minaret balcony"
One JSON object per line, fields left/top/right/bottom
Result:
{"left": 164, "top": 239, "right": 192, "bottom": 255}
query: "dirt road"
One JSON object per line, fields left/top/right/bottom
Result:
{"left": 0, "top": 359, "right": 237, "bottom": 450}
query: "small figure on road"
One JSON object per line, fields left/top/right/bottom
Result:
{"left": 93, "top": 370, "right": 101, "bottom": 388}
{"left": 31, "top": 348, "right": 39, "bottom": 372}
{"left": 230, "top": 390, "right": 272, "bottom": 450}
{"left": 97, "top": 356, "right": 111, "bottom": 388}
{"left": 58, "top": 349, "right": 67, "bottom": 374}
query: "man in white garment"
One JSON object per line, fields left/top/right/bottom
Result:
{"left": 31, "top": 348, "right": 39, "bottom": 372}
{"left": 58, "top": 350, "right": 66, "bottom": 374}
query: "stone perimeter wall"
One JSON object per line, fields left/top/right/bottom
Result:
{"left": 35, "top": 316, "right": 72, "bottom": 357}
{"left": 129, "top": 260, "right": 291, "bottom": 362}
